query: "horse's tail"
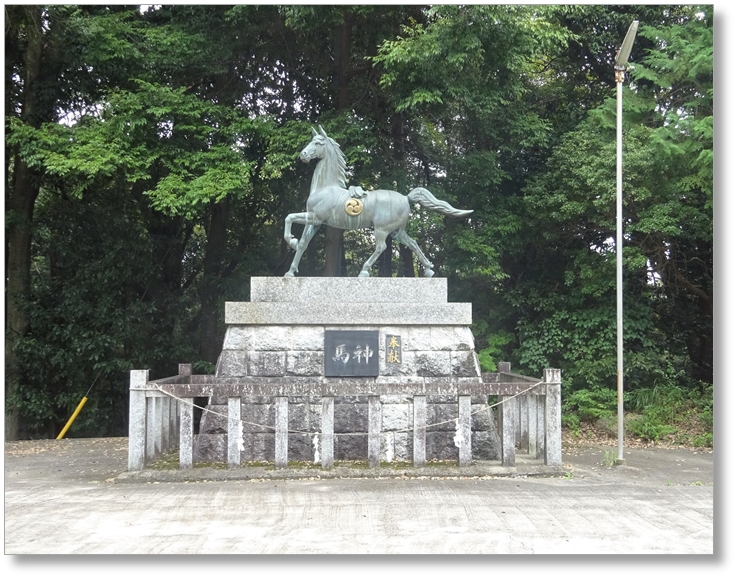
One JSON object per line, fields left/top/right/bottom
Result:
{"left": 407, "top": 187, "right": 473, "bottom": 218}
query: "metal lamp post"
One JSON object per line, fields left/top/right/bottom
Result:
{"left": 614, "top": 20, "right": 638, "bottom": 466}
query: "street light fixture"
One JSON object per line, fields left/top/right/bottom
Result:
{"left": 614, "top": 20, "right": 638, "bottom": 466}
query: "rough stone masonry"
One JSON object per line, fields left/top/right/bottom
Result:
{"left": 194, "top": 277, "right": 501, "bottom": 463}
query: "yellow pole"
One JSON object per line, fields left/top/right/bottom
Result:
{"left": 56, "top": 397, "right": 88, "bottom": 440}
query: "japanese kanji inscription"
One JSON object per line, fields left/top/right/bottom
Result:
{"left": 324, "top": 330, "right": 379, "bottom": 377}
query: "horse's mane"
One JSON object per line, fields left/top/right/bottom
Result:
{"left": 325, "top": 136, "right": 347, "bottom": 189}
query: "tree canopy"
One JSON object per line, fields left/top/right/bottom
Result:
{"left": 5, "top": 5, "right": 713, "bottom": 441}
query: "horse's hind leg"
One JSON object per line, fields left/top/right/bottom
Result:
{"left": 285, "top": 224, "right": 319, "bottom": 277}
{"left": 393, "top": 229, "right": 435, "bottom": 277}
{"left": 358, "top": 228, "right": 390, "bottom": 277}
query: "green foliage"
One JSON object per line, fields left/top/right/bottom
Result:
{"left": 476, "top": 330, "right": 515, "bottom": 373}
{"left": 4, "top": 5, "right": 712, "bottom": 441}
{"left": 626, "top": 384, "right": 684, "bottom": 414}
{"left": 517, "top": 306, "right": 616, "bottom": 388}
{"left": 9, "top": 179, "right": 203, "bottom": 436}
{"left": 695, "top": 385, "right": 713, "bottom": 429}
{"left": 561, "top": 413, "right": 581, "bottom": 435}
{"left": 514, "top": 5, "right": 712, "bottom": 418}
{"left": 601, "top": 450, "right": 617, "bottom": 467}
{"left": 691, "top": 433, "right": 713, "bottom": 448}
{"left": 627, "top": 413, "right": 676, "bottom": 442}
{"left": 623, "top": 383, "right": 712, "bottom": 444}
{"left": 563, "top": 387, "right": 617, "bottom": 422}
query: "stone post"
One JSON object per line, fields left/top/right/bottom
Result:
{"left": 544, "top": 368, "right": 562, "bottom": 466}
{"left": 321, "top": 397, "right": 334, "bottom": 468}
{"left": 161, "top": 396, "right": 170, "bottom": 454}
{"left": 527, "top": 393, "right": 538, "bottom": 457}
{"left": 128, "top": 370, "right": 149, "bottom": 471}
{"left": 457, "top": 395, "right": 472, "bottom": 467}
{"left": 155, "top": 397, "right": 164, "bottom": 456}
{"left": 179, "top": 399, "right": 194, "bottom": 469}
{"left": 536, "top": 394, "right": 545, "bottom": 459}
{"left": 228, "top": 397, "right": 242, "bottom": 469}
{"left": 368, "top": 396, "right": 382, "bottom": 468}
{"left": 413, "top": 395, "right": 427, "bottom": 467}
{"left": 169, "top": 397, "right": 178, "bottom": 450}
{"left": 499, "top": 394, "right": 516, "bottom": 467}
{"left": 497, "top": 362, "right": 515, "bottom": 465}
{"left": 519, "top": 394, "right": 529, "bottom": 451}
{"left": 146, "top": 395, "right": 160, "bottom": 462}
{"left": 275, "top": 396, "right": 289, "bottom": 468}
{"left": 175, "top": 364, "right": 190, "bottom": 454}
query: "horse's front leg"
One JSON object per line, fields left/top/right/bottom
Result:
{"left": 283, "top": 212, "right": 305, "bottom": 250}
{"left": 283, "top": 212, "right": 324, "bottom": 277}
{"left": 285, "top": 224, "right": 319, "bottom": 277}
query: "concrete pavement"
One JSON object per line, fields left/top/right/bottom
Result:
{"left": 4, "top": 437, "right": 714, "bottom": 555}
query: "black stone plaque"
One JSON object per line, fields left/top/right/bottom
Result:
{"left": 324, "top": 330, "right": 379, "bottom": 377}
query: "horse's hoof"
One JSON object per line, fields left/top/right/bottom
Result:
{"left": 358, "top": 271, "right": 370, "bottom": 278}
{"left": 284, "top": 272, "right": 295, "bottom": 277}
{"left": 289, "top": 238, "right": 298, "bottom": 250}
{"left": 424, "top": 268, "right": 435, "bottom": 278}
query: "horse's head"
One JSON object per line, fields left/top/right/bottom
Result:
{"left": 299, "top": 126, "right": 348, "bottom": 191}
{"left": 299, "top": 126, "right": 329, "bottom": 164}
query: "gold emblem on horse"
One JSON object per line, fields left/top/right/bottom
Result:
{"left": 344, "top": 198, "right": 364, "bottom": 216}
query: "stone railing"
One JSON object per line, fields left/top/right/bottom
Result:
{"left": 127, "top": 362, "right": 561, "bottom": 471}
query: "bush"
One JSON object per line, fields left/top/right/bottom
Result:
{"left": 691, "top": 432, "right": 713, "bottom": 448}
{"left": 624, "top": 382, "right": 713, "bottom": 444}
{"left": 626, "top": 410, "right": 677, "bottom": 441}
{"left": 563, "top": 387, "right": 617, "bottom": 422}
{"left": 561, "top": 413, "right": 581, "bottom": 434}
{"left": 692, "top": 384, "right": 713, "bottom": 430}
{"left": 625, "top": 384, "right": 685, "bottom": 419}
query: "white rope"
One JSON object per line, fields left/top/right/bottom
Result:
{"left": 153, "top": 380, "right": 545, "bottom": 437}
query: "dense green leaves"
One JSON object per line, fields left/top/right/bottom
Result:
{"left": 517, "top": 6, "right": 712, "bottom": 402}
{"left": 5, "top": 5, "right": 712, "bottom": 440}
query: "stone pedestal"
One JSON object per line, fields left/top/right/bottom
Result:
{"left": 194, "top": 277, "right": 500, "bottom": 463}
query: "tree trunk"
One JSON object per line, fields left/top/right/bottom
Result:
{"left": 399, "top": 245, "right": 416, "bottom": 277}
{"left": 324, "top": 10, "right": 354, "bottom": 277}
{"left": 378, "top": 236, "right": 393, "bottom": 277}
{"left": 324, "top": 226, "right": 345, "bottom": 277}
{"left": 199, "top": 197, "right": 230, "bottom": 365}
{"left": 5, "top": 6, "right": 45, "bottom": 440}
{"left": 5, "top": 158, "right": 40, "bottom": 439}
{"left": 377, "top": 112, "right": 409, "bottom": 277}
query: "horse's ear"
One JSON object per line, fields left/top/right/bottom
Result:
{"left": 311, "top": 126, "right": 318, "bottom": 137}
{"left": 319, "top": 125, "right": 328, "bottom": 138}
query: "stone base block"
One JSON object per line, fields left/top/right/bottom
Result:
{"left": 380, "top": 431, "right": 413, "bottom": 463}
{"left": 249, "top": 277, "right": 449, "bottom": 304}
{"left": 193, "top": 433, "right": 227, "bottom": 463}
{"left": 193, "top": 395, "right": 501, "bottom": 463}
{"left": 335, "top": 434, "right": 368, "bottom": 460}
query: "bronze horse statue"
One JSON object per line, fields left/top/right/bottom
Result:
{"left": 283, "top": 126, "right": 472, "bottom": 277}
